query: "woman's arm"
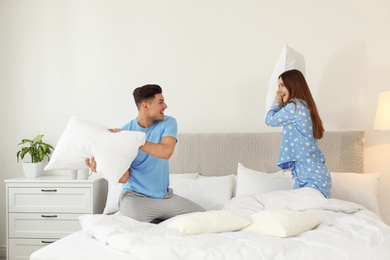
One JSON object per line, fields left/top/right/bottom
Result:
{"left": 265, "top": 102, "right": 300, "bottom": 127}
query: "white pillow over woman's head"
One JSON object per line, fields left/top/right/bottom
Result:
{"left": 45, "top": 115, "right": 146, "bottom": 185}
{"left": 265, "top": 45, "right": 306, "bottom": 115}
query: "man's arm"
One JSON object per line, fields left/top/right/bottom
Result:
{"left": 119, "top": 169, "right": 129, "bottom": 183}
{"left": 117, "top": 136, "right": 175, "bottom": 183}
{"left": 86, "top": 133, "right": 176, "bottom": 184}
{"left": 109, "top": 128, "right": 176, "bottom": 160}
{"left": 139, "top": 136, "right": 176, "bottom": 160}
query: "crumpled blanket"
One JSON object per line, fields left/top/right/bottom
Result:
{"left": 80, "top": 188, "right": 390, "bottom": 260}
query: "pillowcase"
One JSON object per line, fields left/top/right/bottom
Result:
{"left": 235, "top": 163, "right": 294, "bottom": 197}
{"left": 45, "top": 115, "right": 146, "bottom": 185}
{"left": 240, "top": 209, "right": 324, "bottom": 237}
{"left": 170, "top": 173, "right": 200, "bottom": 181}
{"left": 265, "top": 45, "right": 306, "bottom": 114}
{"left": 103, "top": 184, "right": 122, "bottom": 214}
{"left": 103, "top": 173, "right": 200, "bottom": 214}
{"left": 170, "top": 174, "right": 235, "bottom": 210}
{"left": 167, "top": 210, "right": 251, "bottom": 235}
{"left": 330, "top": 172, "right": 381, "bottom": 215}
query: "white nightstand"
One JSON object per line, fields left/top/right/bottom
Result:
{"left": 5, "top": 175, "right": 108, "bottom": 260}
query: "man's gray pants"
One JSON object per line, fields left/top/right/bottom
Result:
{"left": 119, "top": 188, "right": 205, "bottom": 223}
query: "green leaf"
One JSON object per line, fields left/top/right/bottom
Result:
{"left": 41, "top": 145, "right": 48, "bottom": 153}
{"left": 19, "top": 139, "right": 32, "bottom": 145}
{"left": 42, "top": 143, "right": 55, "bottom": 150}
{"left": 33, "top": 135, "right": 44, "bottom": 143}
{"left": 38, "top": 149, "right": 44, "bottom": 162}
{"left": 16, "top": 151, "right": 21, "bottom": 162}
{"left": 20, "top": 147, "right": 30, "bottom": 160}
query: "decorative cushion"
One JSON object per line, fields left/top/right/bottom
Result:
{"left": 167, "top": 210, "right": 251, "bottom": 235}
{"left": 240, "top": 209, "right": 324, "bottom": 237}
{"left": 44, "top": 115, "right": 145, "bottom": 185}
{"left": 331, "top": 172, "right": 381, "bottom": 215}
{"left": 265, "top": 44, "right": 306, "bottom": 114}
{"left": 235, "top": 163, "right": 294, "bottom": 197}
{"left": 102, "top": 173, "right": 201, "bottom": 215}
{"left": 103, "top": 184, "right": 122, "bottom": 214}
{"left": 170, "top": 174, "right": 236, "bottom": 210}
{"left": 170, "top": 173, "right": 200, "bottom": 181}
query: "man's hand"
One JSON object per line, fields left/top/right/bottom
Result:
{"left": 109, "top": 128, "right": 123, "bottom": 133}
{"left": 86, "top": 157, "right": 97, "bottom": 172}
{"left": 86, "top": 156, "right": 130, "bottom": 183}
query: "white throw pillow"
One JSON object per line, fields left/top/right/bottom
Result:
{"left": 103, "top": 173, "right": 200, "bottom": 215}
{"left": 170, "top": 174, "right": 235, "bottom": 210}
{"left": 170, "top": 173, "right": 200, "bottom": 181}
{"left": 103, "top": 184, "right": 122, "bottom": 214}
{"left": 331, "top": 172, "right": 381, "bottom": 215}
{"left": 167, "top": 210, "right": 251, "bottom": 235}
{"left": 45, "top": 116, "right": 146, "bottom": 185}
{"left": 241, "top": 209, "right": 324, "bottom": 237}
{"left": 265, "top": 45, "right": 306, "bottom": 114}
{"left": 235, "top": 163, "right": 294, "bottom": 197}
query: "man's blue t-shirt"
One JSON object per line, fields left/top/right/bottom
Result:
{"left": 121, "top": 116, "right": 177, "bottom": 199}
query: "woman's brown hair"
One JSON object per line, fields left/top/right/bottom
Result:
{"left": 279, "top": 69, "right": 324, "bottom": 139}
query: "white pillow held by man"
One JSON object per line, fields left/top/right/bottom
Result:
{"left": 45, "top": 115, "right": 146, "bottom": 185}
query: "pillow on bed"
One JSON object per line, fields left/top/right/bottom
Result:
{"left": 44, "top": 115, "right": 146, "bottom": 185}
{"left": 235, "top": 163, "right": 294, "bottom": 197}
{"left": 240, "top": 209, "right": 324, "bottom": 237}
{"left": 265, "top": 45, "right": 305, "bottom": 114}
{"left": 103, "top": 184, "right": 122, "bottom": 214}
{"left": 170, "top": 173, "right": 200, "bottom": 180}
{"left": 167, "top": 210, "right": 251, "bottom": 235}
{"left": 170, "top": 174, "right": 235, "bottom": 210}
{"left": 103, "top": 173, "right": 200, "bottom": 214}
{"left": 331, "top": 172, "right": 381, "bottom": 215}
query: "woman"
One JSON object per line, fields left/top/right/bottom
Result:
{"left": 265, "top": 69, "right": 332, "bottom": 198}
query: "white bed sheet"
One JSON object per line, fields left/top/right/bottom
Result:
{"left": 31, "top": 189, "right": 390, "bottom": 260}
{"left": 29, "top": 230, "right": 134, "bottom": 260}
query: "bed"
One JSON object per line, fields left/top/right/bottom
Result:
{"left": 30, "top": 131, "right": 390, "bottom": 260}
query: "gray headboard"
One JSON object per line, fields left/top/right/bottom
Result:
{"left": 169, "top": 131, "right": 364, "bottom": 176}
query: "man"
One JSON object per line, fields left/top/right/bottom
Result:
{"left": 87, "top": 84, "right": 204, "bottom": 223}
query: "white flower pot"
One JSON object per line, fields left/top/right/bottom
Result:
{"left": 22, "top": 162, "right": 44, "bottom": 177}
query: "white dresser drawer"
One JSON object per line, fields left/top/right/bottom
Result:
{"left": 5, "top": 176, "right": 108, "bottom": 260}
{"left": 9, "top": 187, "right": 91, "bottom": 213}
{"left": 9, "top": 213, "right": 82, "bottom": 238}
{"left": 9, "top": 238, "right": 57, "bottom": 260}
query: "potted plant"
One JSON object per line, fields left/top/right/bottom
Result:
{"left": 16, "top": 134, "right": 55, "bottom": 177}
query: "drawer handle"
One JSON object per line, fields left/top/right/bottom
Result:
{"left": 41, "top": 240, "right": 55, "bottom": 244}
{"left": 41, "top": 215, "right": 58, "bottom": 218}
{"left": 41, "top": 189, "right": 57, "bottom": 192}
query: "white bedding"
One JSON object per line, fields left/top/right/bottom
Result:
{"left": 31, "top": 189, "right": 390, "bottom": 260}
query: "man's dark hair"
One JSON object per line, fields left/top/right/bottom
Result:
{"left": 133, "top": 84, "right": 162, "bottom": 109}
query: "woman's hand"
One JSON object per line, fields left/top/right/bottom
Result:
{"left": 86, "top": 157, "right": 97, "bottom": 173}
{"left": 275, "top": 91, "right": 283, "bottom": 104}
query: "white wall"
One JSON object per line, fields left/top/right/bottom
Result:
{"left": 1, "top": 0, "right": 390, "bottom": 248}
